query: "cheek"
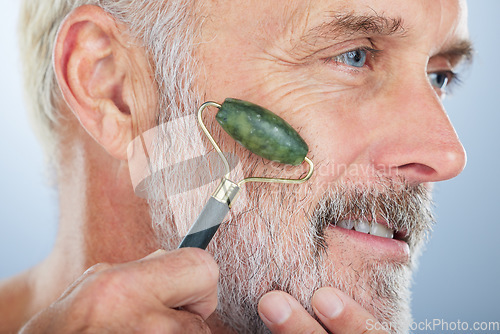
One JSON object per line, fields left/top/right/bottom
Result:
{"left": 197, "top": 41, "right": 387, "bottom": 184}
{"left": 263, "top": 85, "right": 382, "bottom": 185}
{"left": 219, "top": 82, "right": 380, "bottom": 183}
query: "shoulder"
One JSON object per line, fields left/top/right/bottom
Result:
{"left": 0, "top": 271, "right": 34, "bottom": 334}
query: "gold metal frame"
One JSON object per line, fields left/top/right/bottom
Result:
{"left": 197, "top": 101, "right": 314, "bottom": 187}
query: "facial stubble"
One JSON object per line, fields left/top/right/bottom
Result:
{"left": 148, "top": 147, "right": 434, "bottom": 334}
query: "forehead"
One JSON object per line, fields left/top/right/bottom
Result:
{"left": 207, "top": 0, "right": 468, "bottom": 54}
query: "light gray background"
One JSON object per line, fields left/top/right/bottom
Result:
{"left": 1, "top": 1, "right": 498, "bottom": 331}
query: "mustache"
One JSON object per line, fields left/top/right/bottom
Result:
{"left": 309, "top": 176, "right": 435, "bottom": 254}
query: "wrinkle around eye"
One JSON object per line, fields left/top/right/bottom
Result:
{"left": 240, "top": 44, "right": 380, "bottom": 105}
{"left": 243, "top": 69, "right": 362, "bottom": 109}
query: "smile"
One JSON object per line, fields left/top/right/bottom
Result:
{"left": 337, "top": 219, "right": 394, "bottom": 239}
{"left": 328, "top": 219, "right": 411, "bottom": 262}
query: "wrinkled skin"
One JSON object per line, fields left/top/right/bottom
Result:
{"left": 0, "top": 0, "right": 470, "bottom": 333}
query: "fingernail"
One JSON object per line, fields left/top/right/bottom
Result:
{"left": 313, "top": 288, "right": 344, "bottom": 319}
{"left": 260, "top": 293, "right": 292, "bottom": 325}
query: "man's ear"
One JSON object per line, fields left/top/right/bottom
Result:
{"left": 54, "top": 5, "right": 146, "bottom": 160}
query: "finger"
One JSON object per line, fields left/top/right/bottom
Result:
{"left": 312, "top": 287, "right": 388, "bottom": 334}
{"left": 258, "top": 291, "right": 327, "bottom": 334}
{"left": 60, "top": 262, "right": 114, "bottom": 299}
{"left": 142, "top": 248, "right": 167, "bottom": 260}
{"left": 112, "top": 247, "right": 219, "bottom": 320}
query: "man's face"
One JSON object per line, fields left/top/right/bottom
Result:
{"left": 196, "top": 0, "right": 468, "bottom": 181}
{"left": 196, "top": 0, "right": 469, "bottom": 184}
{"left": 149, "top": 0, "right": 469, "bottom": 332}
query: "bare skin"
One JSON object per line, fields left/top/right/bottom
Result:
{"left": 0, "top": 0, "right": 471, "bottom": 333}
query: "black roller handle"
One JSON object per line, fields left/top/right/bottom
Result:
{"left": 177, "top": 197, "right": 230, "bottom": 249}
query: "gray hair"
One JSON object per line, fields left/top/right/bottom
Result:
{"left": 18, "top": 0, "right": 199, "bottom": 165}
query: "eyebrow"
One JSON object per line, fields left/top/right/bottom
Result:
{"left": 295, "top": 11, "right": 474, "bottom": 66}
{"left": 436, "top": 39, "right": 475, "bottom": 66}
{"left": 300, "top": 12, "right": 406, "bottom": 47}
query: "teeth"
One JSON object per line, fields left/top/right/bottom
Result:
{"left": 354, "top": 220, "right": 371, "bottom": 233}
{"left": 370, "top": 223, "right": 394, "bottom": 239}
{"left": 337, "top": 220, "right": 395, "bottom": 239}
{"left": 337, "top": 219, "right": 355, "bottom": 230}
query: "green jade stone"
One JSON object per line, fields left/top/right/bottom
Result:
{"left": 216, "top": 98, "right": 308, "bottom": 166}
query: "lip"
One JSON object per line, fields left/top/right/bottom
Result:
{"left": 327, "top": 225, "right": 410, "bottom": 263}
{"left": 341, "top": 217, "right": 410, "bottom": 242}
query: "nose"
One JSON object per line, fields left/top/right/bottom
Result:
{"left": 369, "top": 75, "right": 466, "bottom": 184}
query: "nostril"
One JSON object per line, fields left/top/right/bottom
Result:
{"left": 369, "top": 118, "right": 466, "bottom": 184}
{"left": 396, "top": 163, "right": 437, "bottom": 182}
{"left": 399, "top": 163, "right": 435, "bottom": 175}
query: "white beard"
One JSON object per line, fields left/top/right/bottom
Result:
{"left": 126, "top": 3, "right": 431, "bottom": 331}
{"left": 146, "top": 128, "right": 434, "bottom": 334}
{"left": 139, "top": 26, "right": 433, "bottom": 329}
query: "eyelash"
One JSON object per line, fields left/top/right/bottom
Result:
{"left": 324, "top": 46, "right": 381, "bottom": 69}
{"left": 449, "top": 72, "right": 463, "bottom": 93}
{"left": 431, "top": 70, "right": 463, "bottom": 95}
{"left": 325, "top": 47, "right": 463, "bottom": 94}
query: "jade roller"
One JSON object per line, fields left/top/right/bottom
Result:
{"left": 177, "top": 98, "right": 314, "bottom": 249}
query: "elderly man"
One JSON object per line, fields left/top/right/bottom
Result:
{"left": 0, "top": 0, "right": 472, "bottom": 333}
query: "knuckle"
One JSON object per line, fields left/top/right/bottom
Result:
{"left": 90, "top": 270, "right": 126, "bottom": 300}
{"left": 79, "top": 262, "right": 114, "bottom": 283}
{"left": 85, "top": 262, "right": 113, "bottom": 275}
{"left": 91, "top": 268, "right": 121, "bottom": 288}
{"left": 78, "top": 268, "right": 128, "bottom": 313}
{"left": 61, "top": 264, "right": 139, "bottom": 329}
{"left": 69, "top": 263, "right": 112, "bottom": 290}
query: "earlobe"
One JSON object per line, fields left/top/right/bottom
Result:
{"left": 54, "top": 5, "right": 134, "bottom": 160}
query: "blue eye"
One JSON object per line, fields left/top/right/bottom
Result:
{"left": 335, "top": 49, "right": 368, "bottom": 68}
{"left": 428, "top": 72, "right": 450, "bottom": 90}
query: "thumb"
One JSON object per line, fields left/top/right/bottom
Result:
{"left": 312, "top": 287, "right": 389, "bottom": 333}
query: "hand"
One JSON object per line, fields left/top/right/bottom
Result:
{"left": 258, "top": 287, "right": 389, "bottom": 334}
{"left": 20, "top": 248, "right": 218, "bottom": 333}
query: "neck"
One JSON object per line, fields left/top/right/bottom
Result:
{"left": 30, "top": 134, "right": 159, "bottom": 313}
